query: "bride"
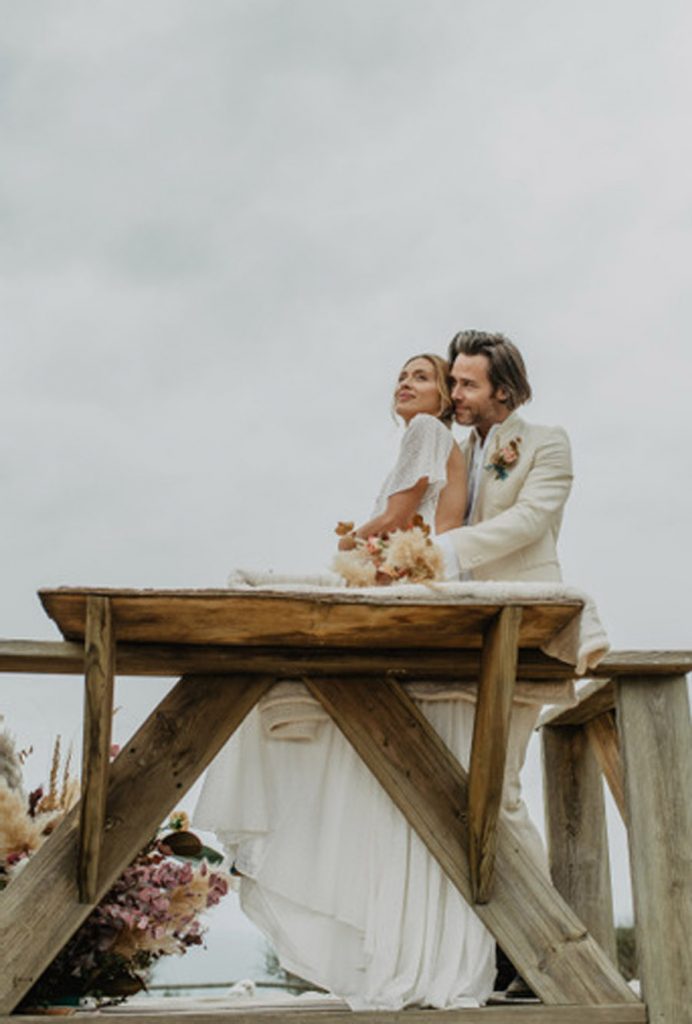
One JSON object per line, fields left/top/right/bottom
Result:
{"left": 193, "top": 353, "right": 497, "bottom": 1009}
{"left": 337, "top": 353, "right": 466, "bottom": 544}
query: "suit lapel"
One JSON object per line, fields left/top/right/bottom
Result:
{"left": 472, "top": 411, "right": 524, "bottom": 522}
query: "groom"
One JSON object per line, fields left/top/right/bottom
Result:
{"left": 436, "top": 329, "right": 574, "bottom": 997}
{"left": 437, "top": 329, "right": 572, "bottom": 583}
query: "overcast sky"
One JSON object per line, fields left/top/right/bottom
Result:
{"left": 2, "top": 0, "right": 691, "bottom": 986}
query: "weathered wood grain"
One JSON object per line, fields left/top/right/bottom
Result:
{"left": 304, "top": 675, "right": 635, "bottom": 1007}
{"left": 540, "top": 652, "right": 692, "bottom": 729}
{"left": 4, "top": 636, "right": 690, "bottom": 679}
{"left": 0, "top": 639, "right": 85, "bottom": 673}
{"left": 617, "top": 673, "right": 692, "bottom": 1024}
{"left": 0, "top": 638, "right": 576, "bottom": 682}
{"left": 593, "top": 649, "right": 692, "bottom": 676}
{"left": 468, "top": 606, "right": 522, "bottom": 903}
{"left": 542, "top": 724, "right": 617, "bottom": 963}
{"left": 0, "top": 674, "right": 274, "bottom": 1015}
{"left": 0, "top": 1002, "right": 649, "bottom": 1023}
{"left": 586, "top": 712, "right": 626, "bottom": 823}
{"left": 78, "top": 597, "right": 115, "bottom": 902}
{"left": 539, "top": 680, "right": 615, "bottom": 728}
{"left": 38, "top": 587, "right": 581, "bottom": 650}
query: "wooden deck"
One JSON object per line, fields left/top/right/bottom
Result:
{"left": 0, "top": 999, "right": 648, "bottom": 1023}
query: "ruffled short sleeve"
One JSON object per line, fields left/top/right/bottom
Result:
{"left": 371, "top": 414, "right": 454, "bottom": 520}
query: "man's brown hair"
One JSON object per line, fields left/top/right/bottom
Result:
{"left": 447, "top": 330, "right": 532, "bottom": 411}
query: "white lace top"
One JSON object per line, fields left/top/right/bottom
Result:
{"left": 371, "top": 413, "right": 455, "bottom": 529}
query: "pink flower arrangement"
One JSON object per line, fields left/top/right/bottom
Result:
{"left": 23, "top": 831, "right": 230, "bottom": 1005}
{"left": 0, "top": 730, "right": 231, "bottom": 1007}
{"left": 485, "top": 436, "right": 522, "bottom": 480}
{"left": 20, "top": 829, "right": 230, "bottom": 1006}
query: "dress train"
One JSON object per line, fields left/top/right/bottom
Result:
{"left": 194, "top": 698, "right": 498, "bottom": 1009}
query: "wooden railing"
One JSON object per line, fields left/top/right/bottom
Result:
{"left": 539, "top": 655, "right": 692, "bottom": 1024}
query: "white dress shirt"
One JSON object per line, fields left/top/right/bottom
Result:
{"left": 436, "top": 424, "right": 499, "bottom": 579}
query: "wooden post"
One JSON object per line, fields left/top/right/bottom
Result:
{"left": 0, "top": 673, "right": 274, "bottom": 1014}
{"left": 542, "top": 723, "right": 617, "bottom": 963}
{"left": 586, "top": 711, "right": 627, "bottom": 823}
{"left": 79, "top": 596, "right": 115, "bottom": 902}
{"left": 306, "top": 675, "right": 636, "bottom": 1007}
{"left": 617, "top": 674, "right": 692, "bottom": 1024}
{"left": 467, "top": 605, "right": 522, "bottom": 902}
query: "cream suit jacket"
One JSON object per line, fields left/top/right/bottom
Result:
{"left": 450, "top": 410, "right": 573, "bottom": 582}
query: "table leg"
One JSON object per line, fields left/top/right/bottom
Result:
{"left": 79, "top": 596, "right": 115, "bottom": 902}
{"left": 468, "top": 605, "right": 522, "bottom": 902}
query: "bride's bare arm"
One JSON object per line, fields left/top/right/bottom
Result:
{"left": 434, "top": 446, "right": 467, "bottom": 534}
{"left": 337, "top": 478, "right": 429, "bottom": 550}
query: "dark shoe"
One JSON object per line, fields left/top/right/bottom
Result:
{"left": 504, "top": 974, "right": 537, "bottom": 999}
{"left": 494, "top": 946, "right": 515, "bottom": 991}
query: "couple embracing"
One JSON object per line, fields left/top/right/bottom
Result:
{"left": 194, "top": 330, "right": 574, "bottom": 1009}
{"left": 340, "top": 330, "right": 571, "bottom": 587}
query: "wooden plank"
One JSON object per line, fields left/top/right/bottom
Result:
{"left": 540, "top": 680, "right": 615, "bottom": 728}
{"left": 617, "top": 673, "right": 692, "bottom": 1024}
{"left": 38, "top": 588, "right": 581, "bottom": 650}
{"left": 304, "top": 675, "right": 635, "bottom": 1007}
{"left": 0, "top": 673, "right": 274, "bottom": 1015}
{"left": 0, "top": 639, "right": 85, "bottom": 673}
{"left": 78, "top": 597, "right": 116, "bottom": 902}
{"left": 593, "top": 649, "right": 692, "bottom": 676}
{"left": 468, "top": 606, "right": 522, "bottom": 902}
{"left": 586, "top": 712, "right": 627, "bottom": 823}
{"left": 542, "top": 725, "right": 617, "bottom": 963}
{"left": 0, "top": 639, "right": 576, "bottom": 683}
{"left": 0, "top": 1002, "right": 648, "bottom": 1023}
{"left": 6, "top": 637, "right": 692, "bottom": 681}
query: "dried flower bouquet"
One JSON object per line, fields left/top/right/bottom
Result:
{"left": 333, "top": 515, "right": 444, "bottom": 587}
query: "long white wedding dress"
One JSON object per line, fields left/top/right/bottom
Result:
{"left": 193, "top": 414, "right": 497, "bottom": 1009}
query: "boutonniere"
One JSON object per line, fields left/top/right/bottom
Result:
{"left": 485, "top": 436, "right": 522, "bottom": 480}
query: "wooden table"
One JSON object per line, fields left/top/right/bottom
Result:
{"left": 1, "top": 586, "right": 685, "bottom": 1022}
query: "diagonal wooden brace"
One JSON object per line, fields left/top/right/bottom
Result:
{"left": 586, "top": 710, "right": 626, "bottom": 823}
{"left": 467, "top": 605, "right": 522, "bottom": 902}
{"left": 305, "top": 674, "right": 636, "bottom": 1007}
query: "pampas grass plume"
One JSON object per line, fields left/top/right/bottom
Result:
{"left": 0, "top": 731, "right": 23, "bottom": 792}
{"left": 382, "top": 528, "right": 444, "bottom": 583}
{"left": 332, "top": 549, "right": 378, "bottom": 587}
